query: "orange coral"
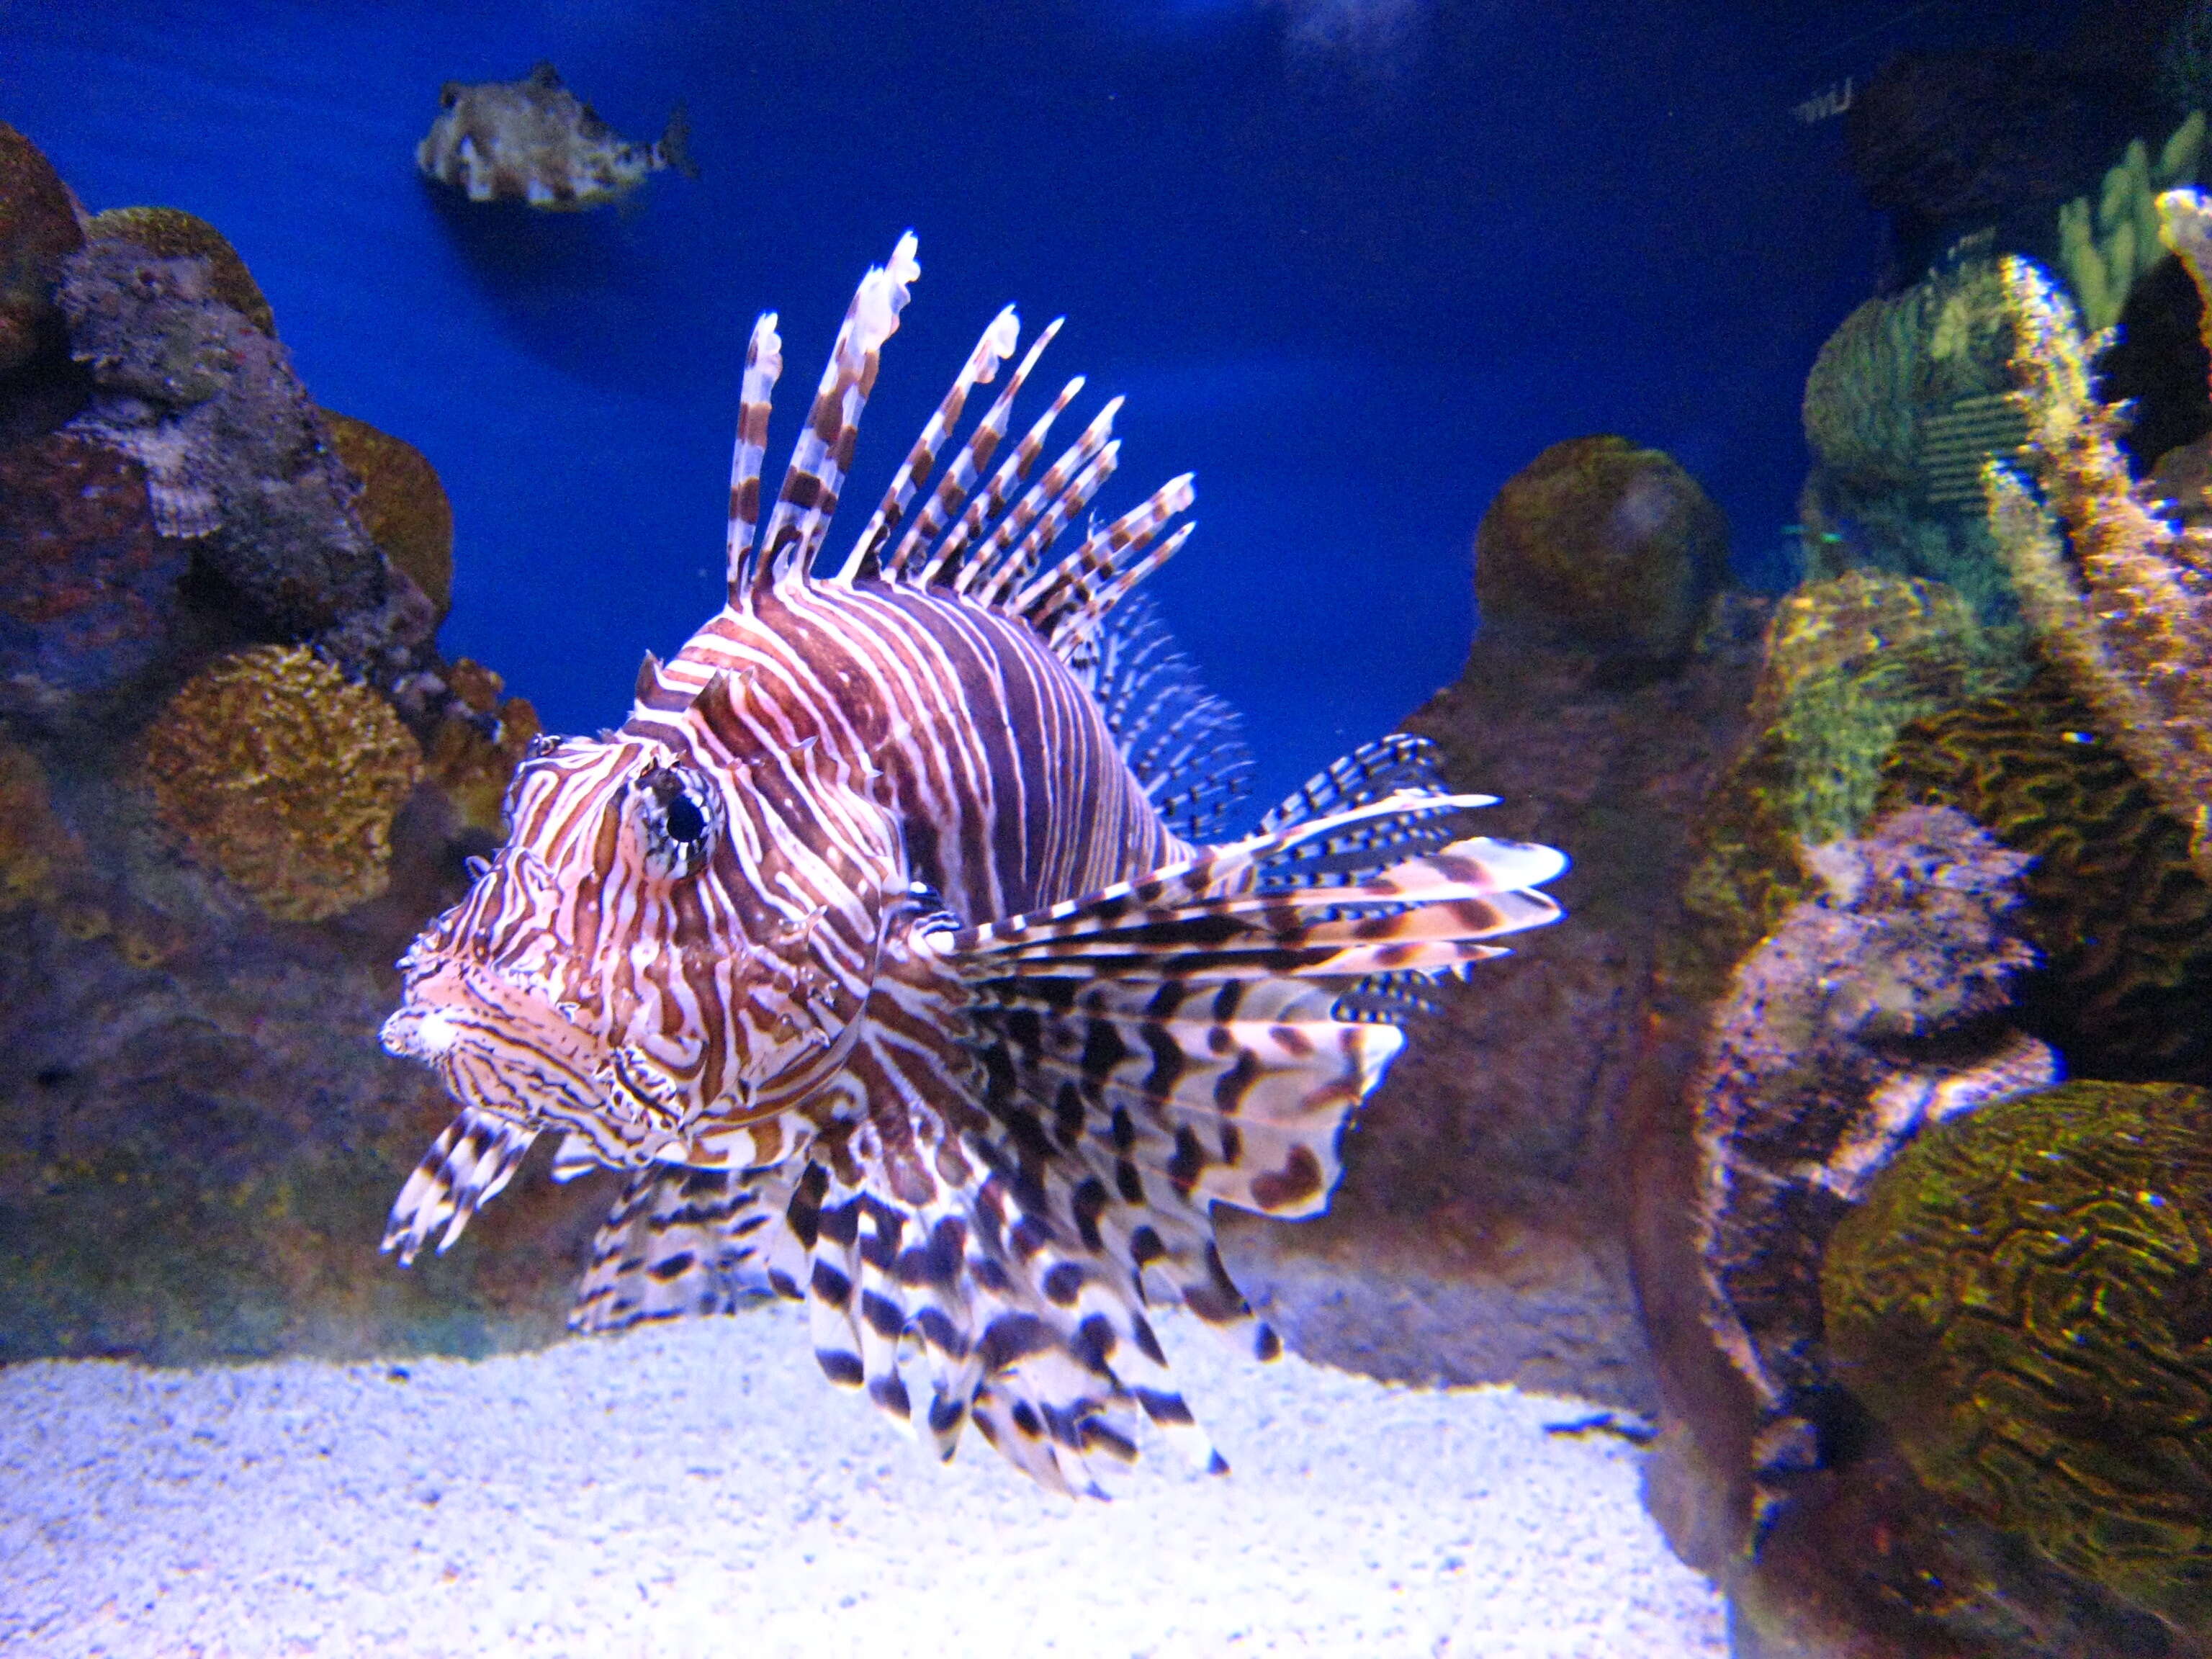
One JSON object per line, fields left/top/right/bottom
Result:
{"left": 84, "top": 206, "right": 275, "bottom": 336}
{"left": 320, "top": 411, "right": 454, "bottom": 623}
{"left": 141, "top": 646, "right": 422, "bottom": 923}
{"left": 423, "top": 659, "right": 539, "bottom": 837}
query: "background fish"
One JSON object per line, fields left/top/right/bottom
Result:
{"left": 415, "top": 62, "right": 696, "bottom": 210}
{"left": 379, "top": 235, "right": 1567, "bottom": 1497}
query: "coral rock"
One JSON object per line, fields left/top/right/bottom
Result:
{"left": 1825, "top": 1079, "right": 2212, "bottom": 1641}
{"left": 140, "top": 646, "right": 422, "bottom": 923}
{"left": 1220, "top": 613, "right": 1764, "bottom": 1413}
{"left": 1671, "top": 570, "right": 2024, "bottom": 1007}
{"left": 1473, "top": 434, "right": 1728, "bottom": 665}
{"left": 1691, "top": 804, "right": 2050, "bottom": 1422}
{"left": 0, "top": 432, "right": 186, "bottom": 722}
{"left": 57, "top": 239, "right": 385, "bottom": 631}
{"left": 84, "top": 206, "right": 276, "bottom": 337}
{"left": 0, "top": 120, "right": 84, "bottom": 377}
{"left": 1879, "top": 667, "right": 2212, "bottom": 1087}
{"left": 321, "top": 410, "right": 454, "bottom": 624}
{"left": 423, "top": 660, "right": 540, "bottom": 837}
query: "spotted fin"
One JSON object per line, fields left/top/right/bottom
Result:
{"left": 570, "top": 1163, "right": 802, "bottom": 1330}
{"left": 562, "top": 787, "right": 1561, "bottom": 1497}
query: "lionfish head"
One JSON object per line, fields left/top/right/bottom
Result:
{"left": 381, "top": 726, "right": 890, "bottom": 1165}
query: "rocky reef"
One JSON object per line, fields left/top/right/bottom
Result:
{"left": 0, "top": 127, "right": 593, "bottom": 1364}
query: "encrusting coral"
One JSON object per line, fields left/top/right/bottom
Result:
{"left": 1822, "top": 1079, "right": 2212, "bottom": 1642}
{"left": 1984, "top": 190, "right": 2212, "bottom": 885}
{"left": 82, "top": 207, "right": 276, "bottom": 337}
{"left": 1797, "top": 255, "right": 2036, "bottom": 622}
{"left": 421, "top": 657, "right": 540, "bottom": 838}
{"left": 1670, "top": 569, "right": 2023, "bottom": 1005}
{"left": 140, "top": 645, "right": 422, "bottom": 923}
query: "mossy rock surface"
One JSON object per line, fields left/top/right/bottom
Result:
{"left": 1822, "top": 1079, "right": 2212, "bottom": 1639}
{"left": 1878, "top": 667, "right": 2212, "bottom": 1085}
{"left": 84, "top": 205, "right": 274, "bottom": 336}
{"left": 1667, "top": 570, "right": 2024, "bottom": 1004}
{"left": 1474, "top": 434, "right": 1728, "bottom": 664}
{"left": 321, "top": 410, "right": 454, "bottom": 623}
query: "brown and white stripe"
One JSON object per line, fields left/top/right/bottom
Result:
{"left": 380, "top": 237, "right": 1568, "bottom": 1496}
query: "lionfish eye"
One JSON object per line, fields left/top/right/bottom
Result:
{"left": 629, "top": 764, "right": 719, "bottom": 879}
{"left": 439, "top": 83, "right": 459, "bottom": 109}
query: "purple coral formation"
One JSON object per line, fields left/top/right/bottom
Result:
{"left": 1691, "top": 804, "right": 2051, "bottom": 1421}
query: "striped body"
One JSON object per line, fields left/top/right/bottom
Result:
{"left": 381, "top": 236, "right": 1568, "bottom": 1496}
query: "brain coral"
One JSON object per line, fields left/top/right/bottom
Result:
{"left": 1877, "top": 667, "right": 2212, "bottom": 1086}
{"left": 1473, "top": 435, "right": 1728, "bottom": 665}
{"left": 0, "top": 121, "right": 85, "bottom": 376}
{"left": 142, "top": 646, "right": 421, "bottom": 923}
{"left": 320, "top": 411, "right": 454, "bottom": 624}
{"left": 84, "top": 207, "right": 275, "bottom": 336}
{"left": 1822, "top": 1080, "right": 2212, "bottom": 1640}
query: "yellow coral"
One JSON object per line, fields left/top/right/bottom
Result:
{"left": 320, "top": 411, "right": 454, "bottom": 623}
{"left": 1985, "top": 226, "right": 2212, "bottom": 881}
{"left": 84, "top": 206, "right": 276, "bottom": 336}
{"left": 142, "top": 646, "right": 422, "bottom": 923}
{"left": 2055, "top": 112, "right": 2206, "bottom": 333}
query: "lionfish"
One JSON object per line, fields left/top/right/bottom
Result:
{"left": 415, "top": 63, "right": 696, "bottom": 211}
{"left": 379, "top": 235, "right": 1566, "bottom": 1496}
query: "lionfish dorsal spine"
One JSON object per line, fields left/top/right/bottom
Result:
{"left": 890, "top": 321, "right": 1070, "bottom": 586}
{"left": 723, "top": 313, "right": 784, "bottom": 598}
{"left": 927, "top": 367, "right": 1082, "bottom": 594}
{"left": 1015, "top": 474, "right": 1198, "bottom": 647}
{"left": 956, "top": 400, "right": 1124, "bottom": 603}
{"left": 839, "top": 303, "right": 1022, "bottom": 584}
{"left": 753, "top": 233, "right": 921, "bottom": 595}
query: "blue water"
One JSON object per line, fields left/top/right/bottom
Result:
{"left": 0, "top": 0, "right": 2072, "bottom": 808}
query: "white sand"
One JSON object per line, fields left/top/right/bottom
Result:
{"left": 0, "top": 1304, "right": 1728, "bottom": 1658}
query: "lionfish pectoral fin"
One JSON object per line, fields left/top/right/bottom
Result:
{"left": 382, "top": 1106, "right": 541, "bottom": 1267}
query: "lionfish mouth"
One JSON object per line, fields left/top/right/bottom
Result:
{"left": 381, "top": 953, "right": 614, "bottom": 1130}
